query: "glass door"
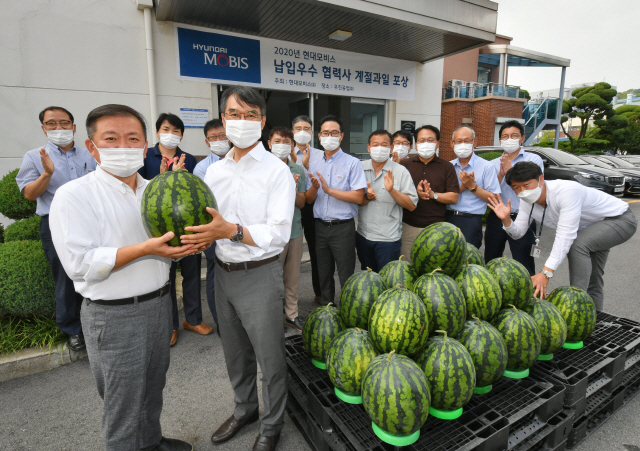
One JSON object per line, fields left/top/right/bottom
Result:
{"left": 349, "top": 98, "right": 385, "bottom": 159}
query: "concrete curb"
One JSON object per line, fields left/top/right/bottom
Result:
{"left": 0, "top": 343, "right": 87, "bottom": 383}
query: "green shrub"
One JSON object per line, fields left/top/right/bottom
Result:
{"left": 0, "top": 169, "right": 36, "bottom": 220}
{"left": 0, "top": 240, "right": 55, "bottom": 317}
{"left": 1, "top": 315, "right": 65, "bottom": 354}
{"left": 4, "top": 215, "right": 41, "bottom": 242}
{"left": 477, "top": 151, "right": 502, "bottom": 161}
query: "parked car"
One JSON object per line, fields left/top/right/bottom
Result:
{"left": 474, "top": 146, "right": 626, "bottom": 196}
{"left": 579, "top": 155, "right": 640, "bottom": 196}
{"left": 615, "top": 155, "right": 640, "bottom": 167}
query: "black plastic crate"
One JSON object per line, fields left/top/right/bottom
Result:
{"left": 509, "top": 409, "right": 573, "bottom": 451}
{"left": 596, "top": 311, "right": 640, "bottom": 328}
{"left": 286, "top": 335, "right": 330, "bottom": 386}
{"left": 566, "top": 414, "right": 587, "bottom": 449}
{"left": 530, "top": 361, "right": 588, "bottom": 407}
{"left": 622, "top": 366, "right": 640, "bottom": 405}
{"left": 585, "top": 385, "right": 626, "bottom": 435}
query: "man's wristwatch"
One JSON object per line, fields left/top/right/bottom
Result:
{"left": 432, "top": 192, "right": 439, "bottom": 201}
{"left": 230, "top": 224, "right": 244, "bottom": 243}
{"left": 364, "top": 192, "right": 370, "bottom": 201}
{"left": 470, "top": 184, "right": 478, "bottom": 193}
{"left": 541, "top": 269, "right": 554, "bottom": 279}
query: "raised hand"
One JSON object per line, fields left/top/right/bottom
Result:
{"left": 366, "top": 182, "right": 377, "bottom": 201}
{"left": 417, "top": 180, "right": 431, "bottom": 200}
{"left": 159, "top": 158, "right": 168, "bottom": 174}
{"left": 391, "top": 151, "right": 399, "bottom": 163}
{"left": 39, "top": 148, "right": 54, "bottom": 175}
{"left": 172, "top": 154, "right": 186, "bottom": 171}
{"left": 499, "top": 154, "right": 512, "bottom": 177}
{"left": 487, "top": 193, "right": 511, "bottom": 221}
{"left": 293, "top": 173, "right": 300, "bottom": 184}
{"left": 308, "top": 172, "right": 320, "bottom": 189}
{"left": 316, "top": 172, "right": 330, "bottom": 194}
{"left": 302, "top": 145, "right": 311, "bottom": 170}
{"left": 384, "top": 169, "right": 395, "bottom": 193}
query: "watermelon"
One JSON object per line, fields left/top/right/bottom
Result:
{"left": 526, "top": 297, "right": 568, "bottom": 355}
{"left": 411, "top": 222, "right": 467, "bottom": 277}
{"left": 362, "top": 351, "right": 431, "bottom": 436}
{"left": 339, "top": 268, "right": 388, "bottom": 329}
{"left": 458, "top": 316, "right": 508, "bottom": 387}
{"left": 492, "top": 305, "right": 541, "bottom": 371}
{"left": 141, "top": 169, "right": 217, "bottom": 246}
{"left": 466, "top": 243, "right": 484, "bottom": 266}
{"left": 415, "top": 330, "right": 476, "bottom": 412}
{"left": 455, "top": 264, "right": 502, "bottom": 321}
{"left": 413, "top": 269, "right": 466, "bottom": 337}
{"left": 547, "top": 287, "right": 596, "bottom": 342}
{"left": 368, "top": 286, "right": 429, "bottom": 356}
{"left": 302, "top": 303, "right": 346, "bottom": 362}
{"left": 326, "top": 328, "right": 378, "bottom": 396}
{"left": 485, "top": 257, "right": 533, "bottom": 310}
{"left": 379, "top": 256, "right": 418, "bottom": 291}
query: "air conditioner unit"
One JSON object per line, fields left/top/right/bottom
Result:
{"left": 447, "top": 79, "right": 466, "bottom": 87}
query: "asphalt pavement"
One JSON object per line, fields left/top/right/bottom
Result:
{"left": 0, "top": 201, "right": 639, "bottom": 451}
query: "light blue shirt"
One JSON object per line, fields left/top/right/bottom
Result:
{"left": 491, "top": 148, "right": 544, "bottom": 213}
{"left": 194, "top": 152, "right": 222, "bottom": 180}
{"left": 306, "top": 148, "right": 367, "bottom": 221}
{"left": 16, "top": 141, "right": 97, "bottom": 216}
{"left": 292, "top": 145, "right": 322, "bottom": 169}
{"left": 448, "top": 152, "right": 501, "bottom": 215}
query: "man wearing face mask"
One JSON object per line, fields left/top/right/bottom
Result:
{"left": 391, "top": 130, "right": 413, "bottom": 162}
{"left": 139, "top": 113, "right": 212, "bottom": 346}
{"left": 48, "top": 104, "right": 196, "bottom": 451}
{"left": 399, "top": 125, "right": 460, "bottom": 263}
{"left": 446, "top": 124, "right": 501, "bottom": 248}
{"left": 488, "top": 162, "right": 637, "bottom": 308}
{"left": 357, "top": 130, "right": 418, "bottom": 271}
{"left": 485, "top": 120, "right": 544, "bottom": 275}
{"left": 305, "top": 115, "right": 367, "bottom": 307}
{"left": 16, "top": 106, "right": 97, "bottom": 352}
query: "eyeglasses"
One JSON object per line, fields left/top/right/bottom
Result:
{"left": 453, "top": 139, "right": 474, "bottom": 145}
{"left": 207, "top": 132, "right": 227, "bottom": 141}
{"left": 319, "top": 130, "right": 342, "bottom": 137}
{"left": 224, "top": 109, "right": 262, "bottom": 121}
{"left": 293, "top": 125, "right": 312, "bottom": 132}
{"left": 393, "top": 140, "right": 411, "bottom": 146}
{"left": 500, "top": 133, "right": 522, "bottom": 140}
{"left": 43, "top": 120, "right": 73, "bottom": 129}
{"left": 416, "top": 138, "right": 438, "bottom": 144}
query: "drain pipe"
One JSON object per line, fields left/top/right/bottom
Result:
{"left": 137, "top": 0, "right": 158, "bottom": 123}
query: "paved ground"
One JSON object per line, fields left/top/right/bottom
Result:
{"left": 0, "top": 201, "right": 639, "bottom": 450}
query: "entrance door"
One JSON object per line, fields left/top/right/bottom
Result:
{"left": 349, "top": 98, "right": 386, "bottom": 159}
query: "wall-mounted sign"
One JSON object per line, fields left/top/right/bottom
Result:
{"left": 175, "top": 24, "right": 416, "bottom": 101}
{"left": 179, "top": 108, "right": 209, "bottom": 128}
{"left": 401, "top": 121, "right": 416, "bottom": 134}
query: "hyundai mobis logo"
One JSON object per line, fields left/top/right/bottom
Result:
{"left": 177, "top": 27, "right": 261, "bottom": 83}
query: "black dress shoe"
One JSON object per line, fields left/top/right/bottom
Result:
{"left": 211, "top": 413, "right": 259, "bottom": 444}
{"left": 141, "top": 437, "right": 193, "bottom": 451}
{"left": 252, "top": 433, "right": 280, "bottom": 451}
{"left": 67, "top": 334, "right": 85, "bottom": 352}
{"left": 285, "top": 317, "right": 305, "bottom": 332}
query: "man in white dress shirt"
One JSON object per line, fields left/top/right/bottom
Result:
{"left": 49, "top": 104, "right": 195, "bottom": 451}
{"left": 488, "top": 161, "right": 637, "bottom": 309}
{"left": 181, "top": 86, "right": 295, "bottom": 451}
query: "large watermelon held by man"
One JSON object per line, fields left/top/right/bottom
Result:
{"left": 339, "top": 268, "right": 388, "bottom": 330}
{"left": 413, "top": 269, "right": 466, "bottom": 337}
{"left": 485, "top": 257, "right": 533, "bottom": 310}
{"left": 361, "top": 351, "right": 431, "bottom": 446}
{"left": 492, "top": 305, "right": 541, "bottom": 378}
{"left": 379, "top": 256, "right": 418, "bottom": 291}
{"left": 526, "top": 297, "right": 567, "bottom": 359}
{"left": 411, "top": 222, "right": 467, "bottom": 277}
{"left": 455, "top": 264, "right": 502, "bottom": 322}
{"left": 547, "top": 286, "right": 596, "bottom": 349}
{"left": 141, "top": 169, "right": 217, "bottom": 247}
{"left": 302, "top": 303, "right": 345, "bottom": 369}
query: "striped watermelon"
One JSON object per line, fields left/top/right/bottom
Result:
{"left": 339, "top": 268, "right": 388, "bottom": 330}
{"left": 326, "top": 328, "right": 378, "bottom": 396}
{"left": 466, "top": 243, "right": 484, "bottom": 266}
{"left": 368, "top": 287, "right": 429, "bottom": 356}
{"left": 458, "top": 316, "right": 508, "bottom": 387}
{"left": 362, "top": 351, "right": 431, "bottom": 436}
{"left": 526, "top": 297, "right": 567, "bottom": 355}
{"left": 411, "top": 222, "right": 467, "bottom": 277}
{"left": 415, "top": 330, "right": 476, "bottom": 411}
{"left": 302, "top": 303, "right": 346, "bottom": 362}
{"left": 485, "top": 257, "right": 533, "bottom": 310}
{"left": 547, "top": 287, "right": 596, "bottom": 342}
{"left": 379, "top": 256, "right": 418, "bottom": 291}
{"left": 492, "top": 305, "right": 541, "bottom": 371}
{"left": 141, "top": 169, "right": 217, "bottom": 246}
{"left": 413, "top": 269, "right": 466, "bottom": 337}
{"left": 455, "top": 264, "right": 502, "bottom": 321}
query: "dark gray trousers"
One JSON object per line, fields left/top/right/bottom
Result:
{"left": 315, "top": 219, "right": 356, "bottom": 306}
{"left": 81, "top": 293, "right": 172, "bottom": 451}
{"left": 215, "top": 259, "right": 287, "bottom": 436}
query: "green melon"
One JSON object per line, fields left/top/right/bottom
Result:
{"left": 458, "top": 316, "right": 508, "bottom": 387}
{"left": 326, "top": 328, "right": 378, "bottom": 395}
{"left": 526, "top": 297, "right": 568, "bottom": 355}
{"left": 379, "top": 256, "right": 418, "bottom": 291}
{"left": 302, "top": 303, "right": 345, "bottom": 362}
{"left": 466, "top": 243, "right": 484, "bottom": 266}
{"left": 413, "top": 268, "right": 466, "bottom": 337}
{"left": 339, "top": 268, "right": 388, "bottom": 330}
{"left": 485, "top": 257, "right": 533, "bottom": 310}
{"left": 411, "top": 222, "right": 467, "bottom": 277}
{"left": 455, "top": 264, "right": 502, "bottom": 321}
{"left": 547, "top": 287, "right": 596, "bottom": 342}
{"left": 492, "top": 305, "right": 541, "bottom": 371}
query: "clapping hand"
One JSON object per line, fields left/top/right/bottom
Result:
{"left": 39, "top": 148, "right": 54, "bottom": 175}
{"left": 293, "top": 173, "right": 300, "bottom": 184}
{"left": 487, "top": 193, "right": 512, "bottom": 221}
{"left": 384, "top": 169, "right": 395, "bottom": 194}
{"left": 172, "top": 154, "right": 186, "bottom": 171}
{"left": 459, "top": 170, "right": 476, "bottom": 191}
{"left": 366, "top": 182, "right": 377, "bottom": 201}
{"left": 499, "top": 154, "right": 512, "bottom": 177}
{"left": 417, "top": 180, "right": 431, "bottom": 200}
{"left": 302, "top": 145, "right": 311, "bottom": 169}
{"left": 308, "top": 172, "right": 320, "bottom": 189}
{"left": 316, "top": 172, "right": 330, "bottom": 194}
{"left": 391, "top": 151, "right": 399, "bottom": 163}
{"left": 159, "top": 158, "right": 168, "bottom": 174}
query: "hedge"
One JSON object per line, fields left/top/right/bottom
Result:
{"left": 0, "top": 169, "right": 36, "bottom": 220}
{"left": 0, "top": 223, "right": 4, "bottom": 243}
{"left": 0, "top": 240, "right": 56, "bottom": 317}
{"left": 4, "top": 215, "right": 41, "bottom": 242}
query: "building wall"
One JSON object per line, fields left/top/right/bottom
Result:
{"left": 395, "top": 59, "right": 444, "bottom": 132}
{"left": 442, "top": 50, "right": 479, "bottom": 88}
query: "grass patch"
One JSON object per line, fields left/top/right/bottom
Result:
{"left": 0, "top": 315, "right": 66, "bottom": 355}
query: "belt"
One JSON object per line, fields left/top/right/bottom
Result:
{"left": 87, "top": 282, "right": 171, "bottom": 306}
{"left": 215, "top": 254, "right": 280, "bottom": 272}
{"left": 510, "top": 212, "right": 519, "bottom": 220}
{"left": 316, "top": 218, "right": 353, "bottom": 227}
{"left": 447, "top": 210, "right": 482, "bottom": 218}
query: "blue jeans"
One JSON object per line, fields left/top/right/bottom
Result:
{"left": 445, "top": 211, "right": 483, "bottom": 249}
{"left": 355, "top": 232, "right": 402, "bottom": 273}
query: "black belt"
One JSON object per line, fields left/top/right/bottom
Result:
{"left": 510, "top": 212, "right": 519, "bottom": 220}
{"left": 316, "top": 218, "right": 353, "bottom": 227}
{"left": 87, "top": 282, "right": 171, "bottom": 306}
{"left": 447, "top": 210, "right": 482, "bottom": 218}
{"left": 215, "top": 254, "right": 280, "bottom": 272}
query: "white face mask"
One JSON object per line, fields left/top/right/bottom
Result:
{"left": 416, "top": 142, "right": 437, "bottom": 159}
{"left": 209, "top": 140, "right": 230, "bottom": 156}
{"left": 225, "top": 119, "right": 262, "bottom": 149}
{"left": 320, "top": 136, "right": 340, "bottom": 152}
{"left": 453, "top": 143, "right": 474, "bottom": 159}
{"left": 393, "top": 144, "right": 410, "bottom": 159}
{"left": 271, "top": 143, "right": 292, "bottom": 160}
{"left": 294, "top": 131, "right": 312, "bottom": 145}
{"left": 501, "top": 138, "right": 521, "bottom": 154}
{"left": 369, "top": 146, "right": 390, "bottom": 163}
{"left": 517, "top": 178, "right": 543, "bottom": 204}
{"left": 158, "top": 133, "right": 181, "bottom": 149}
{"left": 92, "top": 141, "right": 144, "bottom": 177}
{"left": 47, "top": 129, "right": 74, "bottom": 147}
